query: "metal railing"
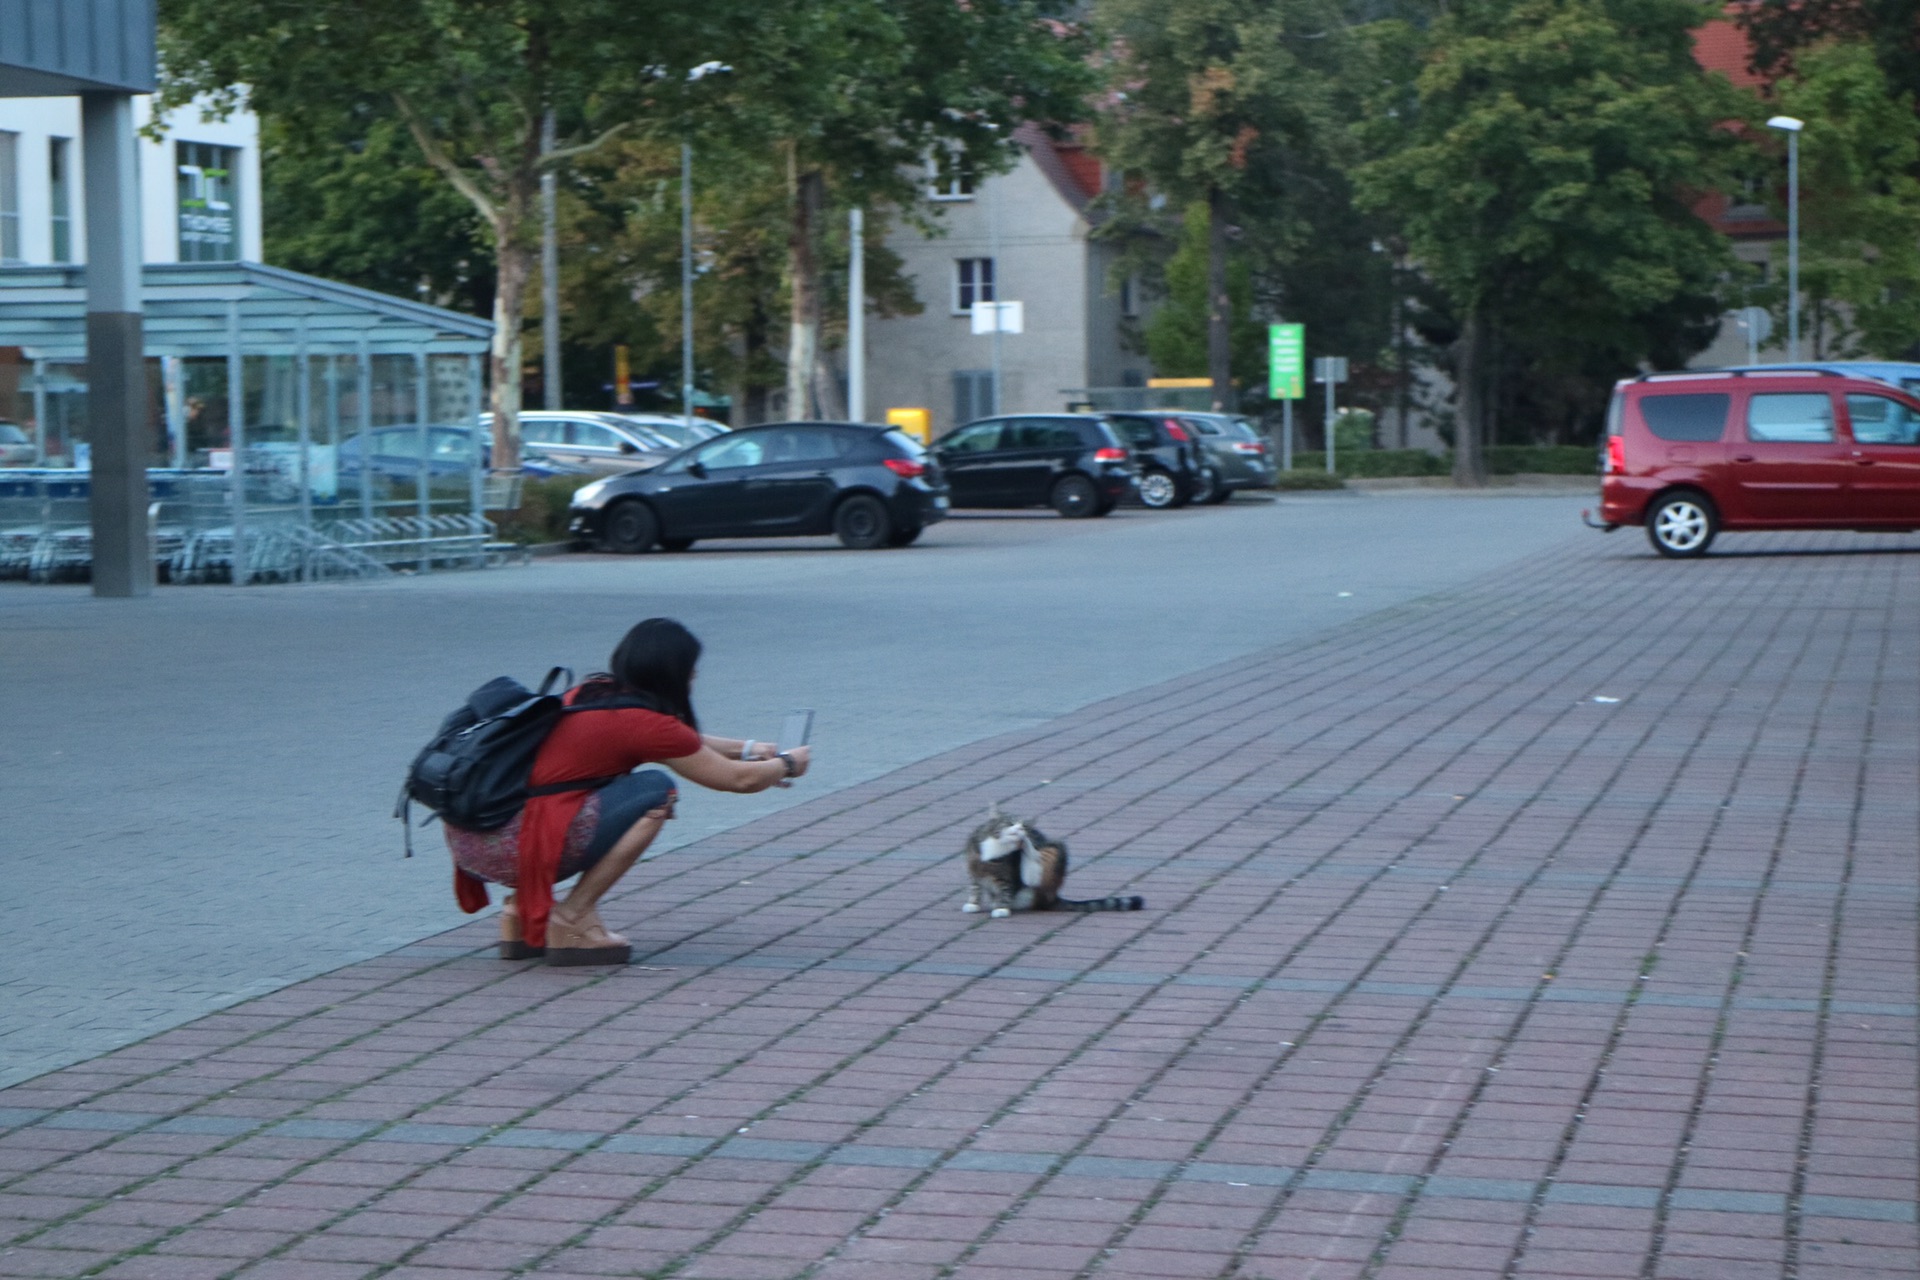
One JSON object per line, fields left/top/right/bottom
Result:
{"left": 0, "top": 467, "right": 501, "bottom": 584}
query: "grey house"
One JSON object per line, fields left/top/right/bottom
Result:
{"left": 865, "top": 126, "right": 1149, "bottom": 438}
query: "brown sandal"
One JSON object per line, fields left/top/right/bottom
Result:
{"left": 498, "top": 898, "right": 545, "bottom": 961}
{"left": 544, "top": 911, "right": 631, "bottom": 966}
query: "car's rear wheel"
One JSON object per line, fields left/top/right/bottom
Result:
{"left": 834, "top": 494, "right": 892, "bottom": 549}
{"left": 1647, "top": 491, "right": 1717, "bottom": 558}
{"left": 1050, "top": 473, "right": 1100, "bottom": 518}
{"left": 658, "top": 537, "right": 695, "bottom": 552}
{"left": 1138, "top": 468, "right": 1181, "bottom": 509}
{"left": 886, "top": 524, "right": 923, "bottom": 547}
{"left": 1189, "top": 466, "right": 1225, "bottom": 505}
{"left": 602, "top": 499, "right": 658, "bottom": 554}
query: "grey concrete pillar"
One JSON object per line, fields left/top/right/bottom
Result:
{"left": 82, "top": 92, "right": 151, "bottom": 597}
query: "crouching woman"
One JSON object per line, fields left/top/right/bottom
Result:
{"left": 446, "top": 617, "right": 809, "bottom": 965}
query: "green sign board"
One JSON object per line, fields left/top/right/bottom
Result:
{"left": 1268, "top": 323, "right": 1305, "bottom": 400}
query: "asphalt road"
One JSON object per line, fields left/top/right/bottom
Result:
{"left": 0, "top": 488, "right": 1592, "bottom": 1087}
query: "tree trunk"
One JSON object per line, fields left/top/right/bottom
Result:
{"left": 1206, "top": 187, "right": 1233, "bottom": 414}
{"left": 786, "top": 167, "right": 826, "bottom": 419}
{"left": 812, "top": 346, "right": 846, "bottom": 421}
{"left": 489, "top": 232, "right": 533, "bottom": 473}
{"left": 1453, "top": 309, "right": 1489, "bottom": 487}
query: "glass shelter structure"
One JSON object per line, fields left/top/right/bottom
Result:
{"left": 0, "top": 261, "right": 497, "bottom": 582}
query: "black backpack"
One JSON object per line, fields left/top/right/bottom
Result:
{"left": 395, "top": 667, "right": 648, "bottom": 855}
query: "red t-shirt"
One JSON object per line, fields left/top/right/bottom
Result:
{"left": 453, "top": 691, "right": 702, "bottom": 947}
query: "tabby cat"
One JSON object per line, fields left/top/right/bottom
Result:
{"left": 962, "top": 807, "right": 1145, "bottom": 917}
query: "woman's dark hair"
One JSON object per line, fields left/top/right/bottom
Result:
{"left": 575, "top": 617, "right": 701, "bottom": 729}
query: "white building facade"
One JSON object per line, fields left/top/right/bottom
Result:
{"left": 0, "top": 95, "right": 261, "bottom": 270}
{"left": 866, "top": 126, "right": 1149, "bottom": 438}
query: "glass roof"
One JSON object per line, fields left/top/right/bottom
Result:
{"left": 0, "top": 261, "right": 492, "bottom": 361}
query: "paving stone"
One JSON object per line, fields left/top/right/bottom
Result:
{"left": 3, "top": 529, "right": 1917, "bottom": 1280}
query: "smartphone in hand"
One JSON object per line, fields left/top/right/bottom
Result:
{"left": 779, "top": 709, "right": 814, "bottom": 752}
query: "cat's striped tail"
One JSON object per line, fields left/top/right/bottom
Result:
{"left": 1057, "top": 894, "right": 1144, "bottom": 912}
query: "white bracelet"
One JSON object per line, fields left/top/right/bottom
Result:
{"left": 740, "top": 740, "right": 757, "bottom": 761}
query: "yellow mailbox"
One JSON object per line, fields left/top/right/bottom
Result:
{"left": 886, "top": 407, "right": 931, "bottom": 444}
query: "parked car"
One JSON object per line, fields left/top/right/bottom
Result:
{"left": 1595, "top": 368, "right": 1920, "bottom": 557}
{"left": 931, "top": 415, "right": 1135, "bottom": 517}
{"left": 482, "top": 411, "right": 680, "bottom": 473}
{"left": 1165, "top": 412, "right": 1273, "bottom": 501}
{"left": 617, "top": 412, "right": 730, "bottom": 447}
{"left": 568, "top": 421, "right": 947, "bottom": 551}
{"left": 338, "top": 425, "right": 589, "bottom": 481}
{"left": 1103, "top": 412, "right": 1214, "bottom": 508}
{"left": 0, "top": 421, "right": 34, "bottom": 467}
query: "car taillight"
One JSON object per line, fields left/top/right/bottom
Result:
{"left": 1093, "top": 447, "right": 1129, "bottom": 462}
{"left": 1231, "top": 441, "right": 1267, "bottom": 455}
{"left": 883, "top": 457, "right": 925, "bottom": 478}
{"left": 1605, "top": 436, "right": 1624, "bottom": 474}
{"left": 1164, "top": 421, "right": 1190, "bottom": 441}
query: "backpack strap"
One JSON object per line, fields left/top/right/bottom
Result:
{"left": 525, "top": 774, "right": 625, "bottom": 798}
{"left": 537, "top": 666, "right": 574, "bottom": 696}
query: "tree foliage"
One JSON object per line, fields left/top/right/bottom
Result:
{"left": 1760, "top": 42, "right": 1920, "bottom": 358}
{"left": 1354, "top": 0, "right": 1744, "bottom": 479}
{"left": 1095, "top": 0, "right": 1346, "bottom": 412}
{"left": 158, "top": 0, "right": 732, "bottom": 463}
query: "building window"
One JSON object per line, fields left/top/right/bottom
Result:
{"left": 929, "top": 149, "right": 974, "bottom": 201}
{"left": 1119, "top": 274, "right": 1140, "bottom": 317}
{"left": 177, "top": 141, "right": 241, "bottom": 262}
{"left": 0, "top": 132, "right": 19, "bottom": 264}
{"left": 48, "top": 137, "right": 72, "bottom": 263}
{"left": 955, "top": 257, "right": 995, "bottom": 313}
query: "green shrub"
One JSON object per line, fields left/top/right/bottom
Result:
{"left": 1291, "top": 449, "right": 1445, "bottom": 478}
{"left": 490, "top": 475, "right": 594, "bottom": 544}
{"left": 1333, "top": 409, "right": 1375, "bottom": 457}
{"left": 1484, "top": 445, "right": 1599, "bottom": 475}
{"left": 1270, "top": 468, "right": 1347, "bottom": 490}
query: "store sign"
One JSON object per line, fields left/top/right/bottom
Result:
{"left": 1268, "top": 323, "right": 1305, "bottom": 400}
{"left": 177, "top": 142, "right": 239, "bottom": 262}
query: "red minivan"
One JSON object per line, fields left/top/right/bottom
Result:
{"left": 1596, "top": 369, "right": 1920, "bottom": 556}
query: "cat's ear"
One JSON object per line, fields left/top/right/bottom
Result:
{"left": 988, "top": 800, "right": 1001, "bottom": 822}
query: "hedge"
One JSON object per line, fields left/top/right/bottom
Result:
{"left": 1280, "top": 445, "right": 1596, "bottom": 479}
{"left": 490, "top": 475, "right": 595, "bottom": 545}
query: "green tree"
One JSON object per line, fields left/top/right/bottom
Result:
{"left": 1763, "top": 42, "right": 1920, "bottom": 358}
{"left": 260, "top": 113, "right": 492, "bottom": 315}
{"left": 1354, "top": 0, "right": 1745, "bottom": 483}
{"left": 1141, "top": 202, "right": 1264, "bottom": 384}
{"left": 158, "top": 0, "right": 731, "bottom": 468}
{"left": 1096, "top": 0, "right": 1345, "bottom": 413}
{"left": 709, "top": 1, "right": 1093, "bottom": 418}
{"left": 1741, "top": 0, "right": 1920, "bottom": 107}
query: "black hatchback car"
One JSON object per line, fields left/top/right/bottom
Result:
{"left": 1104, "top": 413, "right": 1215, "bottom": 508}
{"left": 931, "top": 415, "right": 1136, "bottom": 517}
{"left": 567, "top": 422, "right": 948, "bottom": 552}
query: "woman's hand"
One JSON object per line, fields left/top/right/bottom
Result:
{"left": 772, "top": 745, "right": 811, "bottom": 788}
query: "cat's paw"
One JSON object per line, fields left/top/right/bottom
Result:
{"left": 961, "top": 902, "right": 981, "bottom": 913}
{"left": 990, "top": 907, "right": 1011, "bottom": 918}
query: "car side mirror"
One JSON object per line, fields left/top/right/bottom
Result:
{"left": 620, "top": 440, "right": 639, "bottom": 454}
{"left": 687, "top": 460, "right": 708, "bottom": 479}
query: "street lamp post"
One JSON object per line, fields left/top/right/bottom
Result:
{"left": 1767, "top": 115, "right": 1803, "bottom": 361}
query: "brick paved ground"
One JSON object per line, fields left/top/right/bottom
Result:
{"left": 2, "top": 530, "right": 1915, "bottom": 1280}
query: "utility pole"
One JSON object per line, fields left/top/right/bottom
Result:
{"left": 540, "top": 109, "right": 561, "bottom": 409}
{"left": 848, "top": 208, "right": 866, "bottom": 421}
{"left": 681, "top": 141, "right": 696, "bottom": 433}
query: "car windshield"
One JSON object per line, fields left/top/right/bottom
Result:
{"left": 0, "top": 423, "right": 27, "bottom": 444}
